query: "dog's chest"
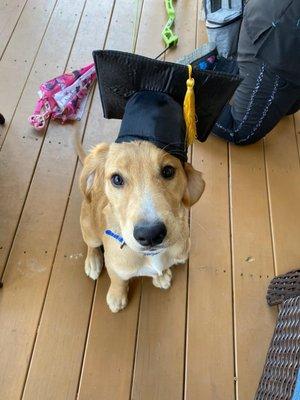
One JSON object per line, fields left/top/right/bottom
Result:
{"left": 136, "top": 253, "right": 171, "bottom": 277}
{"left": 117, "top": 251, "right": 174, "bottom": 280}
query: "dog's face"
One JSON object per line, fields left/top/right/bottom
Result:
{"left": 81, "top": 141, "right": 205, "bottom": 254}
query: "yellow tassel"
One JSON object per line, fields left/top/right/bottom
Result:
{"left": 183, "top": 64, "right": 197, "bottom": 146}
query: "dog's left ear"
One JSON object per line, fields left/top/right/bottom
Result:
{"left": 80, "top": 143, "right": 110, "bottom": 203}
{"left": 182, "top": 163, "right": 205, "bottom": 207}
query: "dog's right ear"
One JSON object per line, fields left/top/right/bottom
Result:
{"left": 80, "top": 143, "right": 110, "bottom": 203}
{"left": 182, "top": 162, "right": 205, "bottom": 207}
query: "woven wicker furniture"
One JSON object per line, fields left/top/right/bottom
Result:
{"left": 255, "top": 270, "right": 300, "bottom": 400}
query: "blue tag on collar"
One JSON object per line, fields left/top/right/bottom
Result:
{"left": 104, "top": 229, "right": 125, "bottom": 246}
{"left": 104, "top": 229, "right": 158, "bottom": 256}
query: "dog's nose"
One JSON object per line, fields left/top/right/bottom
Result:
{"left": 133, "top": 221, "right": 167, "bottom": 247}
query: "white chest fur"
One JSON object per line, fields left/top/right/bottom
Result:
{"left": 116, "top": 250, "right": 175, "bottom": 280}
{"left": 136, "top": 252, "right": 172, "bottom": 277}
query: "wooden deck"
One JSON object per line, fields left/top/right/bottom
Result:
{"left": 0, "top": 1, "right": 299, "bottom": 399}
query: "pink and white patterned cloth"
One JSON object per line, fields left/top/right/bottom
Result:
{"left": 29, "top": 63, "right": 96, "bottom": 131}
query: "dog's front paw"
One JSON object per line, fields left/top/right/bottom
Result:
{"left": 85, "top": 248, "right": 103, "bottom": 280}
{"left": 152, "top": 268, "right": 172, "bottom": 289}
{"left": 106, "top": 288, "right": 128, "bottom": 313}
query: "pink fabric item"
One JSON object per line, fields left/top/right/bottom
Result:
{"left": 29, "top": 63, "right": 96, "bottom": 130}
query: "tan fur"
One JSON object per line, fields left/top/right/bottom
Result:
{"left": 79, "top": 141, "right": 205, "bottom": 312}
{"left": 73, "top": 125, "right": 87, "bottom": 164}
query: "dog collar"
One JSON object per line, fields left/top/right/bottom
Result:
{"left": 104, "top": 229, "right": 125, "bottom": 248}
{"left": 104, "top": 229, "right": 158, "bottom": 256}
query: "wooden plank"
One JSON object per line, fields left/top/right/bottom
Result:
{"left": 0, "top": 0, "right": 28, "bottom": 59}
{"left": 0, "top": 0, "right": 92, "bottom": 277}
{"left": 73, "top": 96, "right": 139, "bottom": 398}
{"left": 20, "top": 3, "right": 116, "bottom": 400}
{"left": 22, "top": 99, "right": 122, "bottom": 400}
{"left": 77, "top": 2, "right": 147, "bottom": 399}
{"left": 131, "top": 268, "right": 188, "bottom": 400}
{"left": 0, "top": 0, "right": 58, "bottom": 147}
{"left": 264, "top": 116, "right": 300, "bottom": 273}
{"left": 78, "top": 271, "right": 141, "bottom": 400}
{"left": 21, "top": 167, "right": 95, "bottom": 400}
{"left": 75, "top": 101, "right": 142, "bottom": 400}
{"left": 229, "top": 142, "right": 277, "bottom": 400}
{"left": 0, "top": 0, "right": 115, "bottom": 398}
{"left": 185, "top": 138, "right": 235, "bottom": 400}
{"left": 131, "top": 1, "right": 198, "bottom": 399}
{"left": 134, "top": 0, "right": 164, "bottom": 58}
{"left": 184, "top": 6, "right": 234, "bottom": 399}
{"left": 196, "top": 0, "right": 208, "bottom": 45}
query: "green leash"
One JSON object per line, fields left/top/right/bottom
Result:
{"left": 162, "top": 0, "right": 178, "bottom": 47}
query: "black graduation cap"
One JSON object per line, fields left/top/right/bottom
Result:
{"left": 93, "top": 50, "right": 240, "bottom": 162}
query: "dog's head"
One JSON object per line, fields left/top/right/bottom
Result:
{"left": 80, "top": 141, "right": 205, "bottom": 254}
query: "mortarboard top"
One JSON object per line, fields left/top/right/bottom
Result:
{"left": 93, "top": 50, "right": 241, "bottom": 162}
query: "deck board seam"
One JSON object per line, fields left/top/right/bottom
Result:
{"left": 128, "top": 280, "right": 144, "bottom": 400}
{"left": 228, "top": 143, "right": 238, "bottom": 400}
{"left": 122, "top": 2, "right": 148, "bottom": 399}
{"left": 182, "top": 257, "right": 190, "bottom": 400}
{"left": 75, "top": 278, "right": 98, "bottom": 399}
{"left": 183, "top": 1, "right": 199, "bottom": 397}
{"left": 262, "top": 139, "right": 278, "bottom": 276}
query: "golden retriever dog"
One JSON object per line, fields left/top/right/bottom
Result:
{"left": 79, "top": 141, "right": 205, "bottom": 312}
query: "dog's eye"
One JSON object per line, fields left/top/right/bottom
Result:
{"left": 111, "top": 173, "right": 124, "bottom": 187}
{"left": 161, "top": 165, "right": 175, "bottom": 179}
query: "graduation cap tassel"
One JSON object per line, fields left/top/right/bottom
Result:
{"left": 183, "top": 64, "right": 197, "bottom": 146}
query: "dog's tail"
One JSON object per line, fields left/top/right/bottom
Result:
{"left": 73, "top": 126, "right": 86, "bottom": 164}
